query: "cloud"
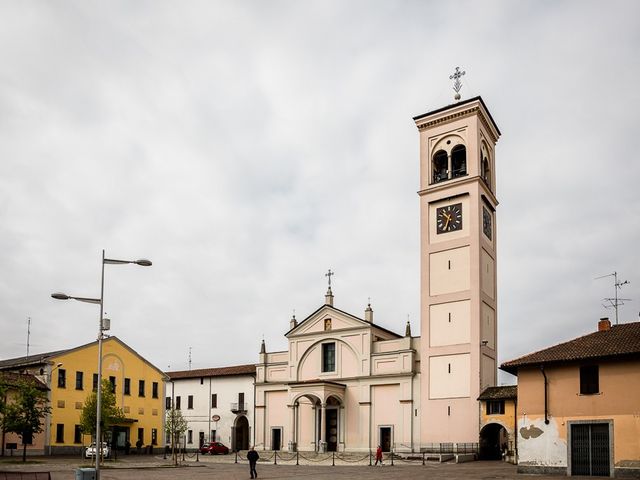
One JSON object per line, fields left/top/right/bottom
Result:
{"left": 0, "top": 1, "right": 638, "bottom": 384}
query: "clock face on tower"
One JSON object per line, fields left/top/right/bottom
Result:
{"left": 436, "top": 203, "right": 463, "bottom": 234}
{"left": 483, "top": 207, "right": 492, "bottom": 240}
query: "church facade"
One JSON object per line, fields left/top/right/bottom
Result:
{"left": 255, "top": 95, "right": 501, "bottom": 452}
{"left": 255, "top": 291, "right": 420, "bottom": 452}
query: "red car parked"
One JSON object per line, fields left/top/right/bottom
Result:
{"left": 200, "top": 442, "right": 229, "bottom": 455}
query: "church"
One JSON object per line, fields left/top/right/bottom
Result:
{"left": 255, "top": 95, "right": 501, "bottom": 453}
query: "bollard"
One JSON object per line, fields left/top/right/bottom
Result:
{"left": 296, "top": 451, "right": 299, "bottom": 466}
{"left": 235, "top": 451, "right": 238, "bottom": 464}
{"left": 422, "top": 451, "right": 425, "bottom": 466}
{"left": 369, "top": 449, "right": 372, "bottom": 466}
{"left": 274, "top": 450, "right": 277, "bottom": 465}
{"left": 196, "top": 450, "right": 199, "bottom": 462}
{"left": 391, "top": 449, "right": 394, "bottom": 466}
{"left": 332, "top": 451, "right": 335, "bottom": 466}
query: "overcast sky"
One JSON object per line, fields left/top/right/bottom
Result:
{"left": 1, "top": 1, "right": 639, "bottom": 384}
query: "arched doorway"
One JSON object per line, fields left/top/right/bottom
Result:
{"left": 234, "top": 416, "right": 249, "bottom": 452}
{"left": 479, "top": 423, "right": 508, "bottom": 460}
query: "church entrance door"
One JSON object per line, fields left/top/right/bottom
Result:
{"left": 325, "top": 409, "right": 338, "bottom": 452}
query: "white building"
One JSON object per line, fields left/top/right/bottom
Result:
{"left": 166, "top": 364, "right": 255, "bottom": 451}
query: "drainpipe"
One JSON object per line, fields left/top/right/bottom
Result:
{"left": 252, "top": 374, "right": 256, "bottom": 448}
{"left": 540, "top": 366, "right": 549, "bottom": 425}
{"left": 513, "top": 396, "right": 518, "bottom": 463}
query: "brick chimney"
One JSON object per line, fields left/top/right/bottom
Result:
{"left": 598, "top": 317, "right": 611, "bottom": 332}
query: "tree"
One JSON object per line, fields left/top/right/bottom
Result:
{"left": 2, "top": 376, "right": 51, "bottom": 462}
{"left": 165, "top": 407, "right": 188, "bottom": 465}
{"left": 79, "top": 379, "right": 125, "bottom": 464}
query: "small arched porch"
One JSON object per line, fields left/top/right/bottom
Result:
{"left": 288, "top": 381, "right": 345, "bottom": 452}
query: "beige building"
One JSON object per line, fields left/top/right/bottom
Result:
{"left": 256, "top": 291, "right": 419, "bottom": 453}
{"left": 0, "top": 372, "right": 49, "bottom": 457}
{"left": 501, "top": 318, "right": 640, "bottom": 477}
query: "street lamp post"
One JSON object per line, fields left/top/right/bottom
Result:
{"left": 52, "top": 249, "right": 151, "bottom": 480}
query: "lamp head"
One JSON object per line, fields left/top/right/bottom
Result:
{"left": 135, "top": 259, "right": 152, "bottom": 267}
{"left": 51, "top": 292, "right": 70, "bottom": 300}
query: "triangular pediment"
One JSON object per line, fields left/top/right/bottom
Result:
{"left": 286, "top": 305, "right": 371, "bottom": 338}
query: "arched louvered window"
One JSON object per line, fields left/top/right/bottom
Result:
{"left": 482, "top": 156, "right": 491, "bottom": 186}
{"left": 432, "top": 150, "right": 448, "bottom": 184}
{"left": 451, "top": 145, "right": 467, "bottom": 178}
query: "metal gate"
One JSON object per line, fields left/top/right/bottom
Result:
{"left": 571, "top": 423, "right": 610, "bottom": 476}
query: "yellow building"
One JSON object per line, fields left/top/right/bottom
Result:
{"left": 478, "top": 385, "right": 517, "bottom": 462}
{"left": 0, "top": 336, "right": 167, "bottom": 455}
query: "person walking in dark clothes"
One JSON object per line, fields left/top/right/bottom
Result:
{"left": 247, "top": 446, "right": 259, "bottom": 478}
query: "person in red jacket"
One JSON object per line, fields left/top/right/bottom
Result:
{"left": 375, "top": 445, "right": 384, "bottom": 466}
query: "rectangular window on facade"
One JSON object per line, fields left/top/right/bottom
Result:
{"left": 138, "top": 428, "right": 144, "bottom": 445}
{"left": 188, "top": 395, "right": 194, "bottom": 409}
{"left": 166, "top": 397, "right": 171, "bottom": 409}
{"left": 75, "top": 371, "right": 83, "bottom": 390}
{"left": 211, "top": 430, "right": 216, "bottom": 442}
{"left": 56, "top": 424, "right": 64, "bottom": 443}
{"left": 239, "top": 392, "right": 245, "bottom": 410}
{"left": 580, "top": 365, "right": 599, "bottom": 394}
{"left": 176, "top": 396, "right": 181, "bottom": 410}
{"left": 151, "top": 428, "right": 158, "bottom": 445}
{"left": 486, "top": 400, "right": 505, "bottom": 415}
{"left": 139, "top": 380, "right": 145, "bottom": 397}
{"left": 109, "top": 376, "right": 116, "bottom": 393}
{"left": 58, "top": 369, "right": 66, "bottom": 388}
{"left": 211, "top": 394, "right": 217, "bottom": 408}
{"left": 322, "top": 342, "right": 336, "bottom": 372}
{"left": 152, "top": 382, "right": 158, "bottom": 399}
{"left": 92, "top": 373, "right": 98, "bottom": 391}
{"left": 187, "top": 430, "right": 193, "bottom": 444}
{"left": 124, "top": 378, "right": 131, "bottom": 395}
{"left": 74, "top": 425, "right": 82, "bottom": 444}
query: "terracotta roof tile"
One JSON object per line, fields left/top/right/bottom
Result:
{"left": 166, "top": 364, "right": 256, "bottom": 379}
{"left": 501, "top": 321, "right": 640, "bottom": 375}
{"left": 478, "top": 385, "right": 517, "bottom": 400}
{"left": 0, "top": 371, "right": 48, "bottom": 390}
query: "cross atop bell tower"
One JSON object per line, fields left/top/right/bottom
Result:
{"left": 449, "top": 67, "right": 466, "bottom": 101}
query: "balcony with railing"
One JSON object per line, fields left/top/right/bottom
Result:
{"left": 230, "top": 402, "right": 247, "bottom": 414}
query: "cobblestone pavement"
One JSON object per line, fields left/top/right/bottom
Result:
{"left": 0, "top": 454, "right": 586, "bottom": 480}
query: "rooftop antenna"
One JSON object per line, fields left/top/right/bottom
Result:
{"left": 450, "top": 67, "right": 466, "bottom": 101}
{"left": 595, "top": 271, "right": 631, "bottom": 325}
{"left": 26, "top": 316, "right": 31, "bottom": 358}
{"left": 188, "top": 347, "right": 192, "bottom": 371}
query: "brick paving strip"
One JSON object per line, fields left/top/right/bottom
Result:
{"left": 0, "top": 455, "right": 569, "bottom": 480}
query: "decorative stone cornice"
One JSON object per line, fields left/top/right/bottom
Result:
{"left": 416, "top": 105, "right": 499, "bottom": 144}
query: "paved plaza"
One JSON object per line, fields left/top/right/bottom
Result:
{"left": 0, "top": 455, "right": 586, "bottom": 480}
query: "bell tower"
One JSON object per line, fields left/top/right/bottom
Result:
{"left": 413, "top": 93, "right": 500, "bottom": 444}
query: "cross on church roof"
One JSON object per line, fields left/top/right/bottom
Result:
{"left": 449, "top": 67, "right": 466, "bottom": 101}
{"left": 325, "top": 269, "right": 334, "bottom": 288}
